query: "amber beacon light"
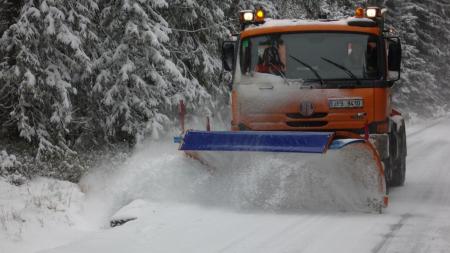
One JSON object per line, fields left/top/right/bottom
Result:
{"left": 355, "top": 7, "right": 365, "bottom": 18}
{"left": 255, "top": 9, "right": 265, "bottom": 22}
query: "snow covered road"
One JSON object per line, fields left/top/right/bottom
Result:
{"left": 373, "top": 118, "right": 450, "bottom": 253}
{"left": 3, "top": 117, "right": 450, "bottom": 253}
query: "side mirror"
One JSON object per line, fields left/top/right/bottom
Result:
{"left": 222, "top": 41, "right": 236, "bottom": 71}
{"left": 387, "top": 37, "right": 402, "bottom": 82}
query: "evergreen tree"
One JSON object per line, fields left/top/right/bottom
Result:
{"left": 0, "top": 0, "right": 23, "bottom": 36}
{"left": 94, "top": 0, "right": 205, "bottom": 143}
{"left": 385, "top": 0, "right": 450, "bottom": 114}
{"left": 0, "top": 0, "right": 99, "bottom": 160}
{"left": 162, "top": 0, "right": 233, "bottom": 114}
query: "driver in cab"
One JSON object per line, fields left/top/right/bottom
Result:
{"left": 255, "top": 36, "right": 287, "bottom": 76}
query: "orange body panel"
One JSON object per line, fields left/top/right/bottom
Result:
{"left": 232, "top": 20, "right": 392, "bottom": 135}
{"left": 232, "top": 87, "right": 390, "bottom": 133}
{"left": 241, "top": 24, "right": 380, "bottom": 39}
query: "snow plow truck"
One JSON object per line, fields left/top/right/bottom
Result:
{"left": 175, "top": 7, "right": 406, "bottom": 211}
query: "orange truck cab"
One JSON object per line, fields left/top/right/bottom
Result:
{"left": 221, "top": 7, "right": 407, "bottom": 188}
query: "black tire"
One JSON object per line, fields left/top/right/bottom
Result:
{"left": 391, "top": 154, "right": 406, "bottom": 186}
{"left": 383, "top": 156, "right": 393, "bottom": 191}
{"left": 390, "top": 124, "right": 406, "bottom": 187}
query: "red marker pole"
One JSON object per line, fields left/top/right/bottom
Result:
{"left": 179, "top": 100, "right": 186, "bottom": 133}
{"left": 364, "top": 122, "right": 369, "bottom": 141}
{"left": 206, "top": 116, "right": 211, "bottom": 132}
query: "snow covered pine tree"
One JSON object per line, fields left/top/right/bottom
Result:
{"left": 95, "top": 0, "right": 210, "bottom": 144}
{"left": 0, "top": 0, "right": 98, "bottom": 162}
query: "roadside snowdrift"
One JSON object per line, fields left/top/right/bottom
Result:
{"left": 0, "top": 177, "right": 86, "bottom": 253}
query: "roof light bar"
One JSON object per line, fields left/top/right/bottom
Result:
{"left": 354, "top": 7, "right": 383, "bottom": 19}
{"left": 366, "top": 7, "right": 382, "bottom": 18}
{"left": 239, "top": 9, "right": 266, "bottom": 27}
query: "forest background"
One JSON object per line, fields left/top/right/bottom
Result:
{"left": 0, "top": 0, "right": 449, "bottom": 182}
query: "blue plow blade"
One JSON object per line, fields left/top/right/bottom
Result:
{"left": 178, "top": 130, "right": 336, "bottom": 154}
{"left": 329, "top": 138, "right": 366, "bottom": 150}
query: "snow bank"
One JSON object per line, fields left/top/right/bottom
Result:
{"left": 0, "top": 177, "right": 86, "bottom": 253}
{"left": 78, "top": 141, "right": 210, "bottom": 226}
{"left": 0, "top": 150, "right": 19, "bottom": 173}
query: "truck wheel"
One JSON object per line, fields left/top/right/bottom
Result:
{"left": 391, "top": 155, "right": 406, "bottom": 186}
{"left": 390, "top": 125, "right": 406, "bottom": 187}
{"left": 383, "top": 156, "right": 393, "bottom": 190}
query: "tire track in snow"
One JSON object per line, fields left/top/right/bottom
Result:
{"left": 216, "top": 215, "right": 323, "bottom": 253}
{"left": 371, "top": 213, "right": 412, "bottom": 253}
{"left": 407, "top": 115, "right": 449, "bottom": 138}
{"left": 372, "top": 116, "right": 450, "bottom": 253}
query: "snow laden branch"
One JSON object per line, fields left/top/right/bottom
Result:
{"left": 170, "top": 18, "right": 238, "bottom": 33}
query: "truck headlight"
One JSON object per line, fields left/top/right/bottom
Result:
{"left": 240, "top": 11, "right": 254, "bottom": 22}
{"left": 366, "top": 8, "right": 377, "bottom": 18}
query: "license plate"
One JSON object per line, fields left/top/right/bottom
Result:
{"left": 329, "top": 98, "right": 364, "bottom": 108}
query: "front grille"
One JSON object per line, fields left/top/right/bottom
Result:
{"left": 286, "top": 121, "right": 328, "bottom": 127}
{"left": 286, "top": 112, "right": 328, "bottom": 119}
{"left": 238, "top": 123, "right": 252, "bottom": 130}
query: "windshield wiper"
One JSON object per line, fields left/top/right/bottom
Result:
{"left": 320, "top": 57, "right": 361, "bottom": 86}
{"left": 289, "top": 55, "right": 324, "bottom": 86}
{"left": 269, "top": 63, "right": 291, "bottom": 86}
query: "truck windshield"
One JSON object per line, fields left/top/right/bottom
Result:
{"left": 239, "top": 33, "right": 381, "bottom": 83}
